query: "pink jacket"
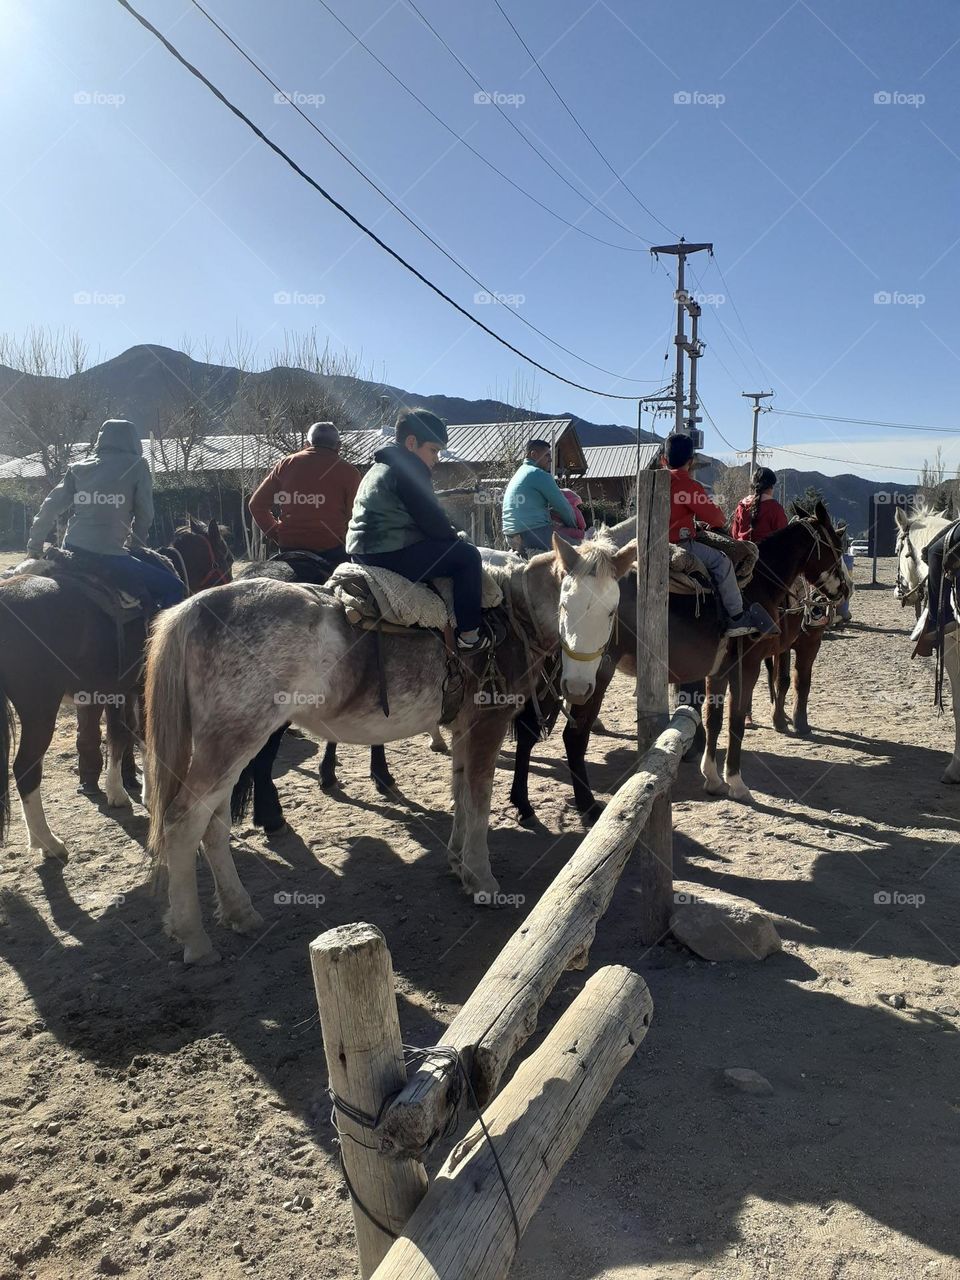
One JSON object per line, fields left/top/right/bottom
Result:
{"left": 551, "top": 489, "right": 587, "bottom": 543}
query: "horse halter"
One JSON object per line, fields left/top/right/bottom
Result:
{"left": 803, "top": 519, "right": 846, "bottom": 602}
{"left": 192, "top": 536, "right": 232, "bottom": 590}
{"left": 895, "top": 529, "right": 925, "bottom": 607}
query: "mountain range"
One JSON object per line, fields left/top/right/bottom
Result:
{"left": 0, "top": 343, "right": 914, "bottom": 533}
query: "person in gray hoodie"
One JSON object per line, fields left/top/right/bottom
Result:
{"left": 26, "top": 419, "right": 185, "bottom": 609}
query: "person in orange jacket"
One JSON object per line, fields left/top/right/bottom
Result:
{"left": 248, "top": 421, "right": 360, "bottom": 563}
{"left": 664, "top": 433, "right": 777, "bottom": 637}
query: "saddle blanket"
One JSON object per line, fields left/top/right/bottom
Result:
{"left": 669, "top": 532, "right": 759, "bottom": 597}
{"left": 327, "top": 561, "right": 503, "bottom": 632}
{"left": 2, "top": 554, "right": 143, "bottom": 617}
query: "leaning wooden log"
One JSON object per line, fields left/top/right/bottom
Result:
{"left": 376, "top": 707, "right": 698, "bottom": 1161}
{"left": 310, "top": 923, "right": 428, "bottom": 1278}
{"left": 370, "top": 965, "right": 652, "bottom": 1280}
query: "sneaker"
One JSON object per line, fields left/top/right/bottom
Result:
{"left": 724, "top": 613, "right": 753, "bottom": 637}
{"left": 457, "top": 631, "right": 491, "bottom": 655}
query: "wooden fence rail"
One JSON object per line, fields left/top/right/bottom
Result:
{"left": 375, "top": 704, "right": 699, "bottom": 1163}
{"left": 370, "top": 965, "right": 653, "bottom": 1280}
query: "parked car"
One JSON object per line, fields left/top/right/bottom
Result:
{"left": 849, "top": 540, "right": 869, "bottom": 556}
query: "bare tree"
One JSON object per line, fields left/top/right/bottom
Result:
{"left": 917, "top": 448, "right": 957, "bottom": 513}
{"left": 264, "top": 330, "right": 364, "bottom": 458}
{"left": 0, "top": 327, "right": 101, "bottom": 484}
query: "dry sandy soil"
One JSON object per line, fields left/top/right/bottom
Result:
{"left": 0, "top": 556, "right": 958, "bottom": 1280}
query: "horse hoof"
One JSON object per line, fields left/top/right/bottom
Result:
{"left": 105, "top": 791, "right": 134, "bottom": 810}
{"left": 263, "top": 820, "right": 287, "bottom": 837}
{"left": 319, "top": 775, "right": 338, "bottom": 792}
{"left": 184, "top": 947, "right": 221, "bottom": 966}
{"left": 515, "top": 806, "right": 536, "bottom": 825}
{"left": 795, "top": 724, "right": 812, "bottom": 738}
{"left": 36, "top": 841, "right": 69, "bottom": 863}
{"left": 77, "top": 782, "right": 102, "bottom": 798}
{"left": 579, "top": 801, "right": 606, "bottom": 827}
{"left": 373, "top": 775, "right": 396, "bottom": 792}
{"left": 772, "top": 721, "right": 790, "bottom": 735}
{"left": 940, "top": 769, "right": 960, "bottom": 785}
{"left": 702, "top": 781, "right": 729, "bottom": 797}
{"left": 470, "top": 880, "right": 502, "bottom": 905}
{"left": 229, "top": 908, "right": 265, "bottom": 935}
{"left": 726, "top": 777, "right": 754, "bottom": 803}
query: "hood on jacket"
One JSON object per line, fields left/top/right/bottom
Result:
{"left": 559, "top": 488, "right": 583, "bottom": 507}
{"left": 94, "top": 419, "right": 143, "bottom": 456}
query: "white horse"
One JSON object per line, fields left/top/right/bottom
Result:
{"left": 895, "top": 504, "right": 960, "bottom": 783}
{"left": 144, "top": 535, "right": 636, "bottom": 963}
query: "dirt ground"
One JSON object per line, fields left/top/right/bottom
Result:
{"left": 1, "top": 555, "right": 958, "bottom": 1280}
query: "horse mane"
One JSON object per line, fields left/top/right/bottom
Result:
{"left": 905, "top": 499, "right": 949, "bottom": 527}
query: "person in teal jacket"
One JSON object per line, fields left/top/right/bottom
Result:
{"left": 502, "top": 440, "right": 579, "bottom": 553}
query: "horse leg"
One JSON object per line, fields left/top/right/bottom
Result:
{"left": 772, "top": 649, "right": 792, "bottom": 733}
{"left": 447, "top": 726, "right": 469, "bottom": 873}
{"left": 429, "top": 724, "right": 448, "bottom": 753}
{"left": 161, "top": 780, "right": 234, "bottom": 964}
{"left": 508, "top": 699, "right": 539, "bottom": 823}
{"left": 792, "top": 641, "right": 815, "bottom": 738}
{"left": 370, "top": 745, "right": 395, "bottom": 791}
{"left": 121, "top": 692, "right": 142, "bottom": 790}
{"left": 676, "top": 681, "right": 706, "bottom": 761}
{"left": 249, "top": 726, "right": 286, "bottom": 833}
{"left": 202, "top": 794, "right": 264, "bottom": 934}
{"left": 564, "top": 685, "right": 608, "bottom": 825}
{"left": 102, "top": 701, "right": 134, "bottom": 809}
{"left": 75, "top": 704, "right": 104, "bottom": 795}
{"left": 943, "top": 636, "right": 960, "bottom": 783}
{"left": 319, "top": 741, "right": 338, "bottom": 790}
{"left": 14, "top": 695, "right": 69, "bottom": 861}
{"left": 724, "top": 652, "right": 759, "bottom": 803}
{"left": 458, "top": 712, "right": 510, "bottom": 899}
{"left": 701, "top": 673, "right": 728, "bottom": 795}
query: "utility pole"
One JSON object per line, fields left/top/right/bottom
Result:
{"left": 650, "top": 239, "right": 712, "bottom": 443}
{"left": 742, "top": 390, "right": 774, "bottom": 472}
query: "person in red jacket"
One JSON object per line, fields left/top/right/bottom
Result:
{"left": 664, "top": 433, "right": 777, "bottom": 637}
{"left": 248, "top": 422, "right": 360, "bottom": 562}
{"left": 731, "top": 467, "right": 789, "bottom": 542}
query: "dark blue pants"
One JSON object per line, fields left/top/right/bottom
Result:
{"left": 65, "top": 545, "right": 187, "bottom": 609}
{"left": 353, "top": 538, "right": 483, "bottom": 633}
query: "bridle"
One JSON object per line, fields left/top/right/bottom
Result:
{"left": 801, "top": 518, "right": 847, "bottom": 603}
{"left": 895, "top": 527, "right": 925, "bottom": 608}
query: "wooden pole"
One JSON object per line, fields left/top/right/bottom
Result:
{"left": 370, "top": 966, "right": 653, "bottom": 1280}
{"left": 376, "top": 709, "right": 697, "bottom": 1162}
{"left": 634, "top": 466, "right": 674, "bottom": 944}
{"left": 310, "top": 923, "right": 428, "bottom": 1278}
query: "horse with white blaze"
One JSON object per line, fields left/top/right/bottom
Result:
{"left": 144, "top": 534, "right": 635, "bottom": 963}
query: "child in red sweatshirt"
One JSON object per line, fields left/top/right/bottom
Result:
{"left": 664, "top": 433, "right": 777, "bottom": 637}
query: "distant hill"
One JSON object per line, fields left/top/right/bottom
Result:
{"left": 0, "top": 344, "right": 914, "bottom": 527}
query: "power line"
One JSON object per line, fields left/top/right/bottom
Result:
{"left": 115, "top": 0, "right": 643, "bottom": 401}
{"left": 401, "top": 0, "right": 653, "bottom": 245}
{"left": 709, "top": 252, "right": 768, "bottom": 388}
{"left": 767, "top": 409, "right": 960, "bottom": 434}
{"left": 488, "top": 0, "right": 679, "bottom": 240}
{"left": 189, "top": 0, "right": 656, "bottom": 384}
{"left": 758, "top": 444, "right": 923, "bottom": 475}
{"left": 698, "top": 396, "right": 748, "bottom": 454}
{"left": 312, "top": 0, "right": 646, "bottom": 254}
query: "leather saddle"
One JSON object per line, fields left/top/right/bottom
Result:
{"left": 269, "top": 547, "right": 346, "bottom": 585}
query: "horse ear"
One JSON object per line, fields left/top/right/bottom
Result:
{"left": 207, "top": 519, "right": 223, "bottom": 545}
{"left": 189, "top": 517, "right": 204, "bottom": 535}
{"left": 895, "top": 506, "right": 909, "bottom": 531}
{"left": 813, "top": 499, "right": 830, "bottom": 524}
{"left": 612, "top": 540, "right": 637, "bottom": 578}
{"left": 553, "top": 532, "right": 580, "bottom": 573}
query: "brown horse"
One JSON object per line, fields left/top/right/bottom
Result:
{"left": 509, "top": 502, "right": 848, "bottom": 819}
{"left": 0, "top": 521, "right": 231, "bottom": 859}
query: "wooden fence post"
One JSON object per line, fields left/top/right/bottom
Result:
{"left": 370, "top": 965, "right": 653, "bottom": 1280}
{"left": 634, "top": 466, "right": 674, "bottom": 943}
{"left": 310, "top": 923, "right": 428, "bottom": 1277}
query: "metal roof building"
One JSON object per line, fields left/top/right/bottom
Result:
{"left": 583, "top": 442, "right": 662, "bottom": 480}
{"left": 342, "top": 418, "right": 585, "bottom": 473}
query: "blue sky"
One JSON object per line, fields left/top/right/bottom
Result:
{"left": 1, "top": 0, "right": 958, "bottom": 478}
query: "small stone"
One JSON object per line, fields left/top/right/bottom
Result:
{"left": 723, "top": 1068, "right": 773, "bottom": 1096}
{"left": 233, "top": 1242, "right": 245, "bottom": 1258}
{"left": 195, "top": 1142, "right": 212, "bottom": 1154}
{"left": 46, "top": 1121, "right": 61, "bottom": 1135}
{"left": 827, "top": 1117, "right": 842, "bottom": 1126}
{"left": 937, "top": 1005, "right": 959, "bottom": 1017}
{"left": 891, "top": 994, "right": 907, "bottom": 1009}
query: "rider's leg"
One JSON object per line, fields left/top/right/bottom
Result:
{"left": 517, "top": 525, "right": 556, "bottom": 554}
{"left": 356, "top": 538, "right": 484, "bottom": 636}
{"left": 684, "top": 540, "right": 744, "bottom": 618}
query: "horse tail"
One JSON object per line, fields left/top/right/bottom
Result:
{"left": 0, "top": 685, "right": 13, "bottom": 845}
{"left": 145, "top": 604, "right": 193, "bottom": 861}
{"left": 230, "top": 766, "right": 254, "bottom": 824}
